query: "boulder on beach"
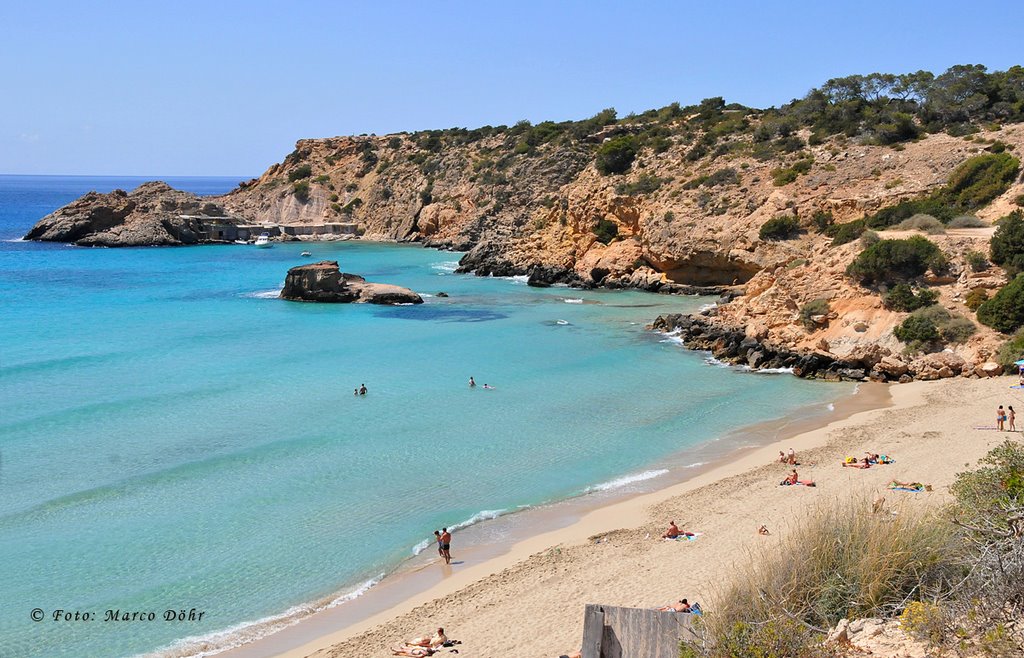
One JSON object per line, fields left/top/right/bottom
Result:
{"left": 280, "top": 261, "right": 423, "bottom": 305}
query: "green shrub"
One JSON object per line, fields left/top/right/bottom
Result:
{"left": 894, "top": 313, "right": 941, "bottom": 347}
{"left": 759, "top": 215, "right": 801, "bottom": 240}
{"left": 387, "top": 136, "right": 402, "bottom": 149}
{"left": 965, "top": 287, "right": 989, "bottom": 311}
{"left": 313, "top": 175, "right": 330, "bottom": 184}
{"left": 593, "top": 218, "right": 619, "bottom": 244}
{"left": 704, "top": 167, "right": 739, "bottom": 187}
{"left": 966, "top": 250, "right": 989, "bottom": 272}
{"left": 883, "top": 284, "right": 939, "bottom": 311}
{"left": 292, "top": 180, "right": 310, "bottom": 202}
{"left": 896, "top": 214, "right": 945, "bottom": 234}
{"left": 859, "top": 230, "right": 880, "bottom": 247}
{"left": 995, "top": 328, "right": 1024, "bottom": 366}
{"left": 989, "top": 210, "right": 1024, "bottom": 275}
{"left": 978, "top": 274, "right": 1024, "bottom": 333}
{"left": 770, "top": 158, "right": 813, "bottom": 186}
{"left": 948, "top": 215, "right": 985, "bottom": 228}
{"left": 1014, "top": 193, "right": 1024, "bottom": 207}
{"left": 811, "top": 210, "right": 834, "bottom": 232}
{"left": 595, "top": 136, "right": 638, "bottom": 175}
{"left": 615, "top": 174, "right": 664, "bottom": 195}
{"left": 341, "top": 198, "right": 363, "bottom": 215}
{"left": 846, "top": 236, "right": 946, "bottom": 285}
{"left": 799, "top": 298, "right": 830, "bottom": 329}
{"left": 827, "top": 219, "right": 866, "bottom": 245}
{"left": 288, "top": 164, "right": 313, "bottom": 182}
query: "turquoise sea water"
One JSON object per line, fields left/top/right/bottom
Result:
{"left": 0, "top": 175, "right": 844, "bottom": 657}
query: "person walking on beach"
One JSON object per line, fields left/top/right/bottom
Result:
{"left": 469, "top": 376, "right": 476, "bottom": 388}
{"left": 998, "top": 405, "right": 1006, "bottom": 431}
{"left": 439, "top": 528, "right": 452, "bottom": 564}
{"left": 1010, "top": 406, "right": 1017, "bottom": 432}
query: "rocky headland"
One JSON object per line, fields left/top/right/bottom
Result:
{"left": 25, "top": 66, "right": 1024, "bottom": 381}
{"left": 280, "top": 261, "right": 423, "bottom": 305}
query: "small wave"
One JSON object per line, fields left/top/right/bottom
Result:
{"left": 684, "top": 462, "right": 707, "bottom": 469}
{"left": 698, "top": 302, "right": 718, "bottom": 312}
{"left": 411, "top": 538, "right": 431, "bottom": 556}
{"left": 3, "top": 237, "right": 26, "bottom": 242}
{"left": 420, "top": 293, "right": 434, "bottom": 298}
{"left": 431, "top": 261, "right": 459, "bottom": 273}
{"left": 585, "top": 469, "right": 669, "bottom": 493}
{"left": 501, "top": 274, "right": 529, "bottom": 284}
{"left": 239, "top": 289, "right": 282, "bottom": 299}
{"left": 703, "top": 355, "right": 734, "bottom": 369}
{"left": 755, "top": 367, "right": 795, "bottom": 375}
{"left": 826, "top": 403, "right": 835, "bottom": 411}
{"left": 563, "top": 298, "right": 584, "bottom": 304}
{"left": 852, "top": 383, "right": 861, "bottom": 395}
{"left": 149, "top": 574, "right": 383, "bottom": 658}
{"left": 449, "top": 509, "right": 508, "bottom": 532}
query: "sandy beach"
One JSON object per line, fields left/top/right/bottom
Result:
{"left": 218, "top": 376, "right": 1020, "bottom": 658}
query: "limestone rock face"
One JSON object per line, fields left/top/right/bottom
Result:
{"left": 280, "top": 261, "right": 423, "bottom": 305}
{"left": 24, "top": 182, "right": 233, "bottom": 246}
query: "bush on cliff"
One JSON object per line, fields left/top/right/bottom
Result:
{"left": 759, "top": 215, "right": 801, "bottom": 240}
{"left": 964, "top": 287, "right": 989, "bottom": 311}
{"left": 292, "top": 180, "right": 310, "bottom": 203}
{"left": 989, "top": 210, "right": 1024, "bottom": 275}
{"left": 287, "top": 164, "right": 313, "bottom": 182}
{"left": 595, "top": 136, "right": 638, "bottom": 175}
{"left": 799, "top": 298, "right": 830, "bottom": 330}
{"left": 846, "top": 236, "right": 946, "bottom": 285}
{"left": 863, "top": 153, "right": 1020, "bottom": 229}
{"left": 592, "top": 218, "right": 618, "bottom": 244}
{"left": 883, "top": 284, "right": 939, "bottom": 312}
{"left": 977, "top": 274, "right": 1024, "bottom": 333}
{"left": 827, "top": 219, "right": 866, "bottom": 245}
{"left": 995, "top": 328, "right": 1024, "bottom": 367}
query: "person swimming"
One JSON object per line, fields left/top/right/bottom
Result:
{"left": 468, "top": 376, "right": 476, "bottom": 387}
{"left": 482, "top": 384, "right": 494, "bottom": 389}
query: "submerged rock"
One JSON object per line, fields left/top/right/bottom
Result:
{"left": 280, "top": 261, "right": 423, "bottom": 305}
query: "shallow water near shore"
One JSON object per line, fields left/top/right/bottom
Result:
{"left": 0, "top": 175, "right": 846, "bottom": 657}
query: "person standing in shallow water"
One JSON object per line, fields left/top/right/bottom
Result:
{"left": 434, "top": 530, "right": 444, "bottom": 559}
{"left": 359, "top": 384, "right": 367, "bottom": 396}
{"left": 469, "top": 376, "right": 476, "bottom": 388}
{"left": 440, "top": 527, "right": 452, "bottom": 564}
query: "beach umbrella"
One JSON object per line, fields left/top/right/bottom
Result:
{"left": 1015, "top": 360, "right": 1024, "bottom": 366}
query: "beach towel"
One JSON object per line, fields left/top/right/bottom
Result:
{"left": 973, "top": 426, "right": 1000, "bottom": 430}
{"left": 890, "top": 487, "right": 922, "bottom": 492}
{"left": 664, "top": 532, "right": 701, "bottom": 541}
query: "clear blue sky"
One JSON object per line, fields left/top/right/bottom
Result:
{"left": 1, "top": 0, "right": 1021, "bottom": 176}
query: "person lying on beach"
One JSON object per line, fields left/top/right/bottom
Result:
{"left": 405, "top": 628, "right": 447, "bottom": 648}
{"left": 392, "top": 647, "right": 434, "bottom": 657}
{"left": 658, "top": 598, "right": 691, "bottom": 612}
{"left": 662, "top": 520, "right": 682, "bottom": 538}
{"left": 842, "top": 457, "right": 871, "bottom": 469}
{"left": 889, "top": 480, "right": 931, "bottom": 492}
{"left": 758, "top": 525, "right": 770, "bottom": 535}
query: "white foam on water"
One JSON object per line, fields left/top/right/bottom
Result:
{"left": 755, "top": 367, "right": 796, "bottom": 375}
{"left": 148, "top": 574, "right": 384, "bottom": 658}
{"left": 449, "top": 508, "right": 509, "bottom": 532}
{"left": 500, "top": 274, "right": 529, "bottom": 285}
{"left": 431, "top": 261, "right": 459, "bottom": 273}
{"left": 826, "top": 402, "right": 835, "bottom": 411}
{"left": 410, "top": 538, "right": 431, "bottom": 556}
{"left": 3, "top": 237, "right": 26, "bottom": 242}
{"left": 698, "top": 302, "right": 718, "bottom": 312}
{"left": 585, "top": 469, "right": 670, "bottom": 493}
{"left": 556, "top": 320, "right": 570, "bottom": 325}
{"left": 563, "top": 298, "right": 584, "bottom": 304}
{"left": 239, "top": 289, "right": 282, "bottom": 299}
{"left": 684, "top": 462, "right": 707, "bottom": 469}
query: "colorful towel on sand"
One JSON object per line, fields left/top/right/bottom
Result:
{"left": 889, "top": 482, "right": 926, "bottom": 492}
{"left": 664, "top": 533, "right": 702, "bottom": 542}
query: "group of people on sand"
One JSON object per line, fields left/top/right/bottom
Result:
{"left": 842, "top": 452, "right": 894, "bottom": 469}
{"left": 777, "top": 447, "right": 797, "bottom": 465}
{"left": 433, "top": 528, "right": 452, "bottom": 564}
{"left": 392, "top": 627, "right": 454, "bottom": 657}
{"left": 997, "top": 404, "right": 1016, "bottom": 431}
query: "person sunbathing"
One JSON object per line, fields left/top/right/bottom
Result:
{"left": 658, "top": 598, "right": 691, "bottom": 612}
{"left": 392, "top": 646, "right": 434, "bottom": 657}
{"left": 406, "top": 628, "right": 447, "bottom": 648}
{"left": 781, "top": 469, "right": 799, "bottom": 485}
{"left": 842, "top": 458, "right": 870, "bottom": 469}
{"left": 662, "top": 520, "right": 682, "bottom": 538}
{"left": 758, "top": 525, "right": 771, "bottom": 535}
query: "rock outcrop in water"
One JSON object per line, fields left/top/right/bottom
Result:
{"left": 23, "top": 182, "right": 238, "bottom": 247}
{"left": 280, "top": 261, "right": 423, "bottom": 305}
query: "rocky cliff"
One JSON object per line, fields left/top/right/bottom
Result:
{"left": 25, "top": 66, "right": 1024, "bottom": 380}
{"left": 24, "top": 182, "right": 240, "bottom": 246}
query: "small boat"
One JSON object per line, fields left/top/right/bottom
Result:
{"left": 254, "top": 233, "right": 272, "bottom": 248}
{"left": 300, "top": 251, "right": 312, "bottom": 257}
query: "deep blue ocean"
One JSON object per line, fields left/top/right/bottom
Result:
{"left": 0, "top": 175, "right": 845, "bottom": 657}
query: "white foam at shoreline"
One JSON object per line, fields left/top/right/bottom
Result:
{"left": 450, "top": 508, "right": 508, "bottom": 531}
{"left": 240, "top": 289, "right": 282, "bottom": 299}
{"left": 702, "top": 355, "right": 794, "bottom": 375}
{"left": 585, "top": 469, "right": 669, "bottom": 493}
{"left": 827, "top": 402, "right": 835, "bottom": 411}
{"left": 148, "top": 574, "right": 383, "bottom": 658}
{"left": 3, "top": 237, "right": 26, "bottom": 242}
{"left": 563, "top": 298, "right": 583, "bottom": 304}
{"left": 431, "top": 261, "right": 459, "bottom": 273}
